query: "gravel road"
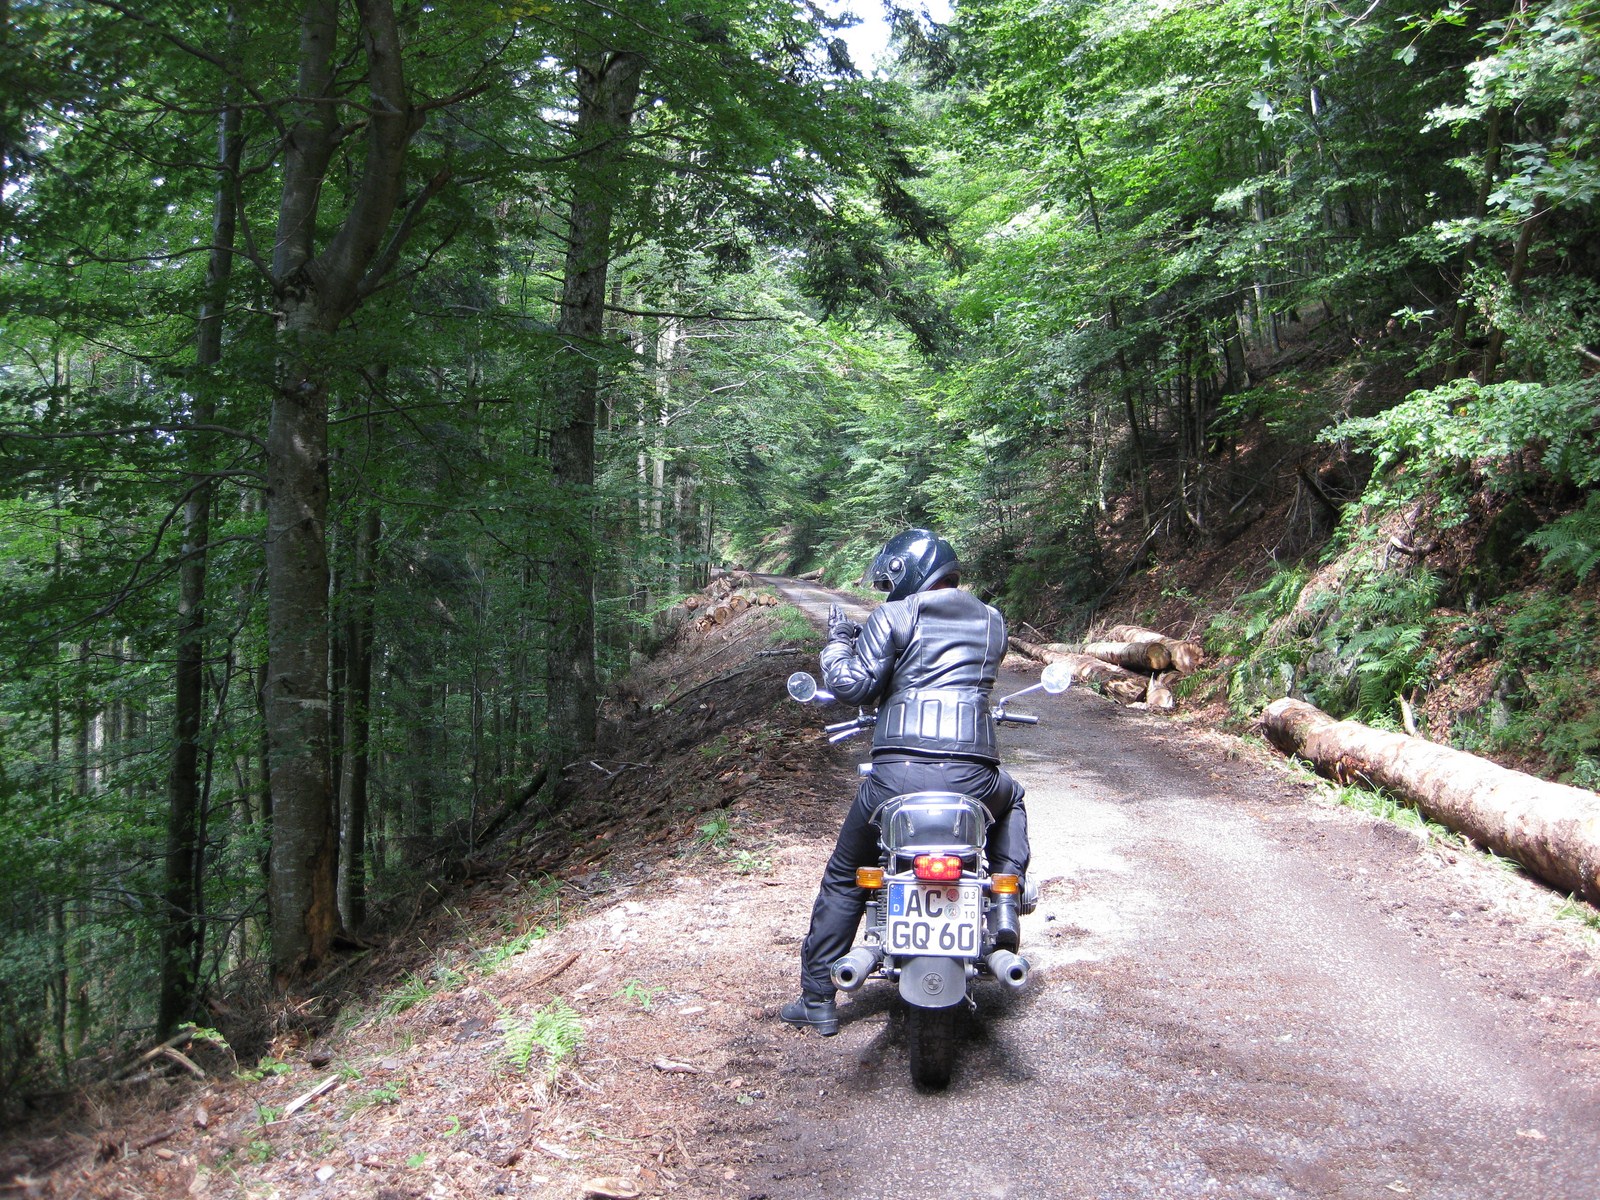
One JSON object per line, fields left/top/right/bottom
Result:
{"left": 724, "top": 578, "right": 1600, "bottom": 1199}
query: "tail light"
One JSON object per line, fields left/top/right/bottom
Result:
{"left": 913, "top": 854, "right": 963, "bottom": 882}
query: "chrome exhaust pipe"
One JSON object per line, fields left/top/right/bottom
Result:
{"left": 831, "top": 945, "right": 884, "bottom": 992}
{"left": 986, "top": 948, "right": 1029, "bottom": 990}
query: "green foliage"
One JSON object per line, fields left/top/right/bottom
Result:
{"left": 1449, "top": 592, "right": 1600, "bottom": 778}
{"left": 1214, "top": 552, "right": 1441, "bottom": 724}
{"left": 1318, "top": 565, "right": 1441, "bottom": 720}
{"left": 237, "top": 1057, "right": 293, "bottom": 1084}
{"left": 614, "top": 979, "right": 665, "bottom": 1009}
{"left": 496, "top": 1001, "right": 583, "bottom": 1080}
{"left": 693, "top": 813, "right": 733, "bottom": 852}
{"left": 1527, "top": 493, "right": 1600, "bottom": 581}
{"left": 346, "top": 1080, "right": 405, "bottom": 1115}
{"left": 1554, "top": 894, "right": 1600, "bottom": 932}
{"left": 380, "top": 965, "right": 465, "bottom": 1018}
{"left": 1329, "top": 378, "right": 1600, "bottom": 519}
{"left": 1325, "top": 781, "right": 1454, "bottom": 844}
{"left": 728, "top": 846, "right": 775, "bottom": 876}
{"left": 769, "top": 603, "right": 820, "bottom": 644}
{"left": 1211, "top": 565, "right": 1312, "bottom": 656}
{"left": 477, "top": 927, "right": 547, "bottom": 976}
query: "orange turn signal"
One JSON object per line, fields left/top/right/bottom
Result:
{"left": 990, "top": 874, "right": 1020, "bottom": 895}
{"left": 855, "top": 868, "right": 885, "bottom": 889}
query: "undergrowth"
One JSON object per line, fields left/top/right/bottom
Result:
{"left": 1206, "top": 368, "right": 1600, "bottom": 785}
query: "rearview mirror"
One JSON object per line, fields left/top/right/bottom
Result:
{"left": 788, "top": 672, "right": 836, "bottom": 705}
{"left": 1041, "top": 661, "right": 1074, "bottom": 693}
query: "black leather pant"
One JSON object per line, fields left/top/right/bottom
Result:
{"left": 797, "top": 756, "right": 1029, "bottom": 998}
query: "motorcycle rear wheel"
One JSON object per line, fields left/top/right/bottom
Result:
{"left": 905, "top": 1002, "right": 960, "bottom": 1089}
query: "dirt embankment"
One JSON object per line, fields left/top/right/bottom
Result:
{"left": 0, "top": 598, "right": 851, "bottom": 1198}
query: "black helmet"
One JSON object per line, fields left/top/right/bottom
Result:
{"left": 869, "top": 528, "right": 960, "bottom": 602}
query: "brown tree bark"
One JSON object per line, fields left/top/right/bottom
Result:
{"left": 1083, "top": 640, "right": 1172, "bottom": 673}
{"left": 1259, "top": 698, "right": 1600, "bottom": 904}
{"left": 160, "top": 86, "right": 242, "bottom": 1036}
{"left": 545, "top": 50, "right": 645, "bottom": 770}
{"left": 1009, "top": 639, "right": 1148, "bottom": 704}
{"left": 1106, "top": 624, "right": 1205, "bottom": 674}
{"left": 337, "top": 503, "right": 379, "bottom": 933}
{"left": 265, "top": 0, "right": 435, "bottom": 979}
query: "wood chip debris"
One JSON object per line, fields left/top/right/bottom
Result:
{"left": 281, "top": 1074, "right": 339, "bottom": 1118}
{"left": 583, "top": 1177, "right": 641, "bottom": 1199}
{"left": 652, "top": 1058, "right": 703, "bottom": 1074}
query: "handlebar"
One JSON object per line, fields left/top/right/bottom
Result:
{"left": 825, "top": 712, "right": 877, "bottom": 742}
{"left": 790, "top": 669, "right": 1058, "bottom": 742}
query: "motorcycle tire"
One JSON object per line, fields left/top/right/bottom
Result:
{"left": 905, "top": 1002, "right": 960, "bottom": 1089}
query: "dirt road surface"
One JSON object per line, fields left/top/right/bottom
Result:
{"left": 733, "top": 578, "right": 1600, "bottom": 1199}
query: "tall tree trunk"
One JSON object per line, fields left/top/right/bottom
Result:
{"left": 1480, "top": 210, "right": 1539, "bottom": 385}
{"left": 266, "top": 0, "right": 430, "bottom": 979}
{"left": 545, "top": 50, "right": 645, "bottom": 769}
{"left": 338, "top": 503, "right": 378, "bottom": 932}
{"left": 1072, "top": 130, "right": 1149, "bottom": 530}
{"left": 1450, "top": 107, "right": 1503, "bottom": 369}
{"left": 160, "top": 89, "right": 242, "bottom": 1035}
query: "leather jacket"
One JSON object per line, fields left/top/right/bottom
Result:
{"left": 820, "top": 587, "right": 1008, "bottom": 762}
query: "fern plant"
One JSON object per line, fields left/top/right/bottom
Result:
{"left": 497, "top": 1001, "right": 583, "bottom": 1080}
{"left": 1319, "top": 567, "right": 1440, "bottom": 723}
{"left": 1527, "top": 493, "right": 1600, "bottom": 582}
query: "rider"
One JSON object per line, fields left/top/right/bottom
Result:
{"left": 780, "top": 528, "right": 1030, "bottom": 1036}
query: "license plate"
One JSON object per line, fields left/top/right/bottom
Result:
{"left": 886, "top": 882, "right": 981, "bottom": 956}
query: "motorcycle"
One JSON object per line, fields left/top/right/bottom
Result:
{"left": 786, "top": 659, "right": 1073, "bottom": 1087}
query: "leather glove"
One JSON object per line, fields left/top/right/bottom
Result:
{"left": 826, "top": 602, "right": 861, "bottom": 644}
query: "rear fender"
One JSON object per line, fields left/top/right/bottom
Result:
{"left": 898, "top": 954, "right": 967, "bottom": 1007}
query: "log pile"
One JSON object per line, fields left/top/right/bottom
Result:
{"left": 683, "top": 574, "right": 779, "bottom": 632}
{"left": 1259, "top": 697, "right": 1600, "bottom": 905}
{"left": 1008, "top": 623, "right": 1204, "bottom": 711}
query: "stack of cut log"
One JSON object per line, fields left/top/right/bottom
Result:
{"left": 1009, "top": 624, "right": 1203, "bottom": 710}
{"left": 683, "top": 574, "right": 779, "bottom": 632}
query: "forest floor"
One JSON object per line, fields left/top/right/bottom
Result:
{"left": 8, "top": 584, "right": 1600, "bottom": 1198}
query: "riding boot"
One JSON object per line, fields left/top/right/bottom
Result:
{"left": 779, "top": 992, "right": 839, "bottom": 1036}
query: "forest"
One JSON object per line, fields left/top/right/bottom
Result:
{"left": 1, "top": 0, "right": 1596, "bottom": 1100}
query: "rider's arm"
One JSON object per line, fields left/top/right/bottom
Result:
{"left": 819, "top": 605, "right": 902, "bottom": 704}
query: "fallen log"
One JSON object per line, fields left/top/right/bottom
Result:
{"left": 1259, "top": 698, "right": 1600, "bottom": 904}
{"left": 1059, "top": 652, "right": 1147, "bottom": 704}
{"left": 1008, "top": 636, "right": 1064, "bottom": 663}
{"left": 1106, "top": 624, "right": 1204, "bottom": 674}
{"left": 1084, "top": 639, "right": 1172, "bottom": 673}
{"left": 1006, "top": 639, "right": 1146, "bottom": 703}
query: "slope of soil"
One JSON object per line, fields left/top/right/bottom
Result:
{"left": 0, "top": 598, "right": 845, "bottom": 1198}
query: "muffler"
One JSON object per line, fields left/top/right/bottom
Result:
{"left": 986, "top": 948, "right": 1029, "bottom": 990}
{"left": 830, "top": 945, "right": 884, "bottom": 992}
